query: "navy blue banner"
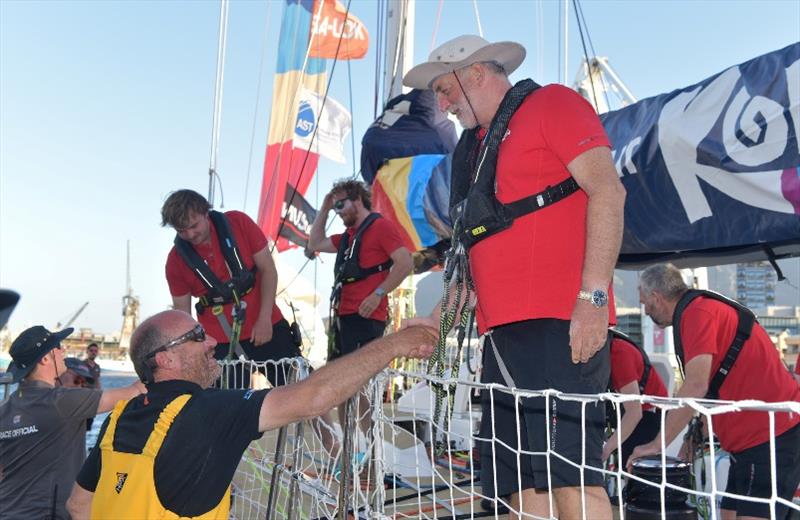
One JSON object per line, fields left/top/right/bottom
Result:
{"left": 603, "top": 43, "right": 800, "bottom": 269}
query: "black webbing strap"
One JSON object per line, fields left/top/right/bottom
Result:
{"left": 705, "top": 309, "right": 755, "bottom": 400}
{"left": 672, "top": 289, "right": 757, "bottom": 400}
{"left": 504, "top": 176, "right": 580, "bottom": 219}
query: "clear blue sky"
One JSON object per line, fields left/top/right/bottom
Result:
{"left": 1, "top": 0, "right": 798, "bottom": 334}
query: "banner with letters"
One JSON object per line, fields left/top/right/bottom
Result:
{"left": 293, "top": 88, "right": 351, "bottom": 164}
{"left": 278, "top": 184, "right": 318, "bottom": 248}
{"left": 603, "top": 42, "right": 800, "bottom": 269}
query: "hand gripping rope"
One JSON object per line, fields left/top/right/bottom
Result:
{"left": 428, "top": 238, "right": 476, "bottom": 456}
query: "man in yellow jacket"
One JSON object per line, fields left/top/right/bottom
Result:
{"left": 66, "top": 309, "right": 435, "bottom": 519}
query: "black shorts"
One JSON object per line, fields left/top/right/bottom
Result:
{"left": 720, "top": 422, "right": 800, "bottom": 519}
{"left": 330, "top": 314, "right": 386, "bottom": 360}
{"left": 214, "top": 318, "right": 301, "bottom": 388}
{"left": 478, "top": 319, "right": 610, "bottom": 497}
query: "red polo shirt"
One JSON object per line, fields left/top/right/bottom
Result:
{"left": 680, "top": 296, "right": 800, "bottom": 453}
{"left": 165, "top": 210, "right": 283, "bottom": 343}
{"left": 467, "top": 84, "right": 615, "bottom": 332}
{"left": 610, "top": 337, "right": 669, "bottom": 412}
{"left": 330, "top": 215, "right": 404, "bottom": 321}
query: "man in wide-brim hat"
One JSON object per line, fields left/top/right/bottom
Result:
{"left": 403, "top": 35, "right": 625, "bottom": 519}
{"left": 0, "top": 324, "right": 144, "bottom": 519}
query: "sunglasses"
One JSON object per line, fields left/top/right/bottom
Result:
{"left": 145, "top": 324, "right": 207, "bottom": 361}
{"left": 332, "top": 198, "right": 351, "bottom": 212}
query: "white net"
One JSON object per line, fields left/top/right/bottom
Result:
{"left": 223, "top": 357, "right": 800, "bottom": 520}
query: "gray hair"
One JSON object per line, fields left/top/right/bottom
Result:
{"left": 479, "top": 60, "right": 507, "bottom": 76}
{"left": 639, "top": 263, "right": 689, "bottom": 300}
{"left": 129, "top": 320, "right": 168, "bottom": 382}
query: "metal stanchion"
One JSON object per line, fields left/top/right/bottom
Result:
{"left": 370, "top": 375, "right": 387, "bottom": 518}
{"left": 286, "top": 358, "right": 309, "bottom": 520}
{"left": 337, "top": 396, "right": 356, "bottom": 520}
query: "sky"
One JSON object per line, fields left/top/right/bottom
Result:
{"left": 1, "top": 0, "right": 799, "bottom": 335}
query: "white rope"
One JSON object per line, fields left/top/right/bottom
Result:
{"left": 207, "top": 0, "right": 229, "bottom": 207}
{"left": 471, "top": 0, "right": 483, "bottom": 38}
{"left": 221, "top": 358, "right": 800, "bottom": 519}
{"left": 242, "top": 1, "right": 273, "bottom": 212}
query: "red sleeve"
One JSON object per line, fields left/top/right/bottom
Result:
{"left": 679, "top": 306, "right": 720, "bottom": 364}
{"left": 330, "top": 233, "right": 343, "bottom": 249}
{"left": 374, "top": 218, "right": 406, "bottom": 256}
{"left": 229, "top": 211, "right": 268, "bottom": 255}
{"left": 540, "top": 85, "right": 610, "bottom": 167}
{"left": 610, "top": 339, "right": 640, "bottom": 391}
{"left": 795, "top": 360, "right": 800, "bottom": 375}
{"left": 165, "top": 247, "right": 193, "bottom": 297}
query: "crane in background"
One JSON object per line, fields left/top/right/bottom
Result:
{"left": 55, "top": 301, "right": 89, "bottom": 330}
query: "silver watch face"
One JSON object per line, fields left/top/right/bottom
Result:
{"left": 591, "top": 289, "right": 608, "bottom": 308}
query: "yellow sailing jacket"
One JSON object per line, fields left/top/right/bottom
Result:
{"left": 90, "top": 394, "right": 230, "bottom": 519}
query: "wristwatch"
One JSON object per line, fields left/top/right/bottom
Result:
{"left": 577, "top": 289, "right": 608, "bottom": 308}
{"left": 374, "top": 287, "right": 387, "bottom": 297}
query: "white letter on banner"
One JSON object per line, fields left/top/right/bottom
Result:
{"left": 658, "top": 67, "right": 793, "bottom": 223}
{"left": 723, "top": 89, "right": 787, "bottom": 166}
{"left": 786, "top": 57, "right": 800, "bottom": 152}
{"left": 614, "top": 136, "right": 642, "bottom": 177}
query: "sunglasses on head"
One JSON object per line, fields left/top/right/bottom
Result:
{"left": 332, "top": 198, "right": 351, "bottom": 211}
{"left": 145, "top": 324, "right": 206, "bottom": 361}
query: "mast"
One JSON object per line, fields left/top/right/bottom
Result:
{"left": 382, "top": 0, "right": 415, "bottom": 106}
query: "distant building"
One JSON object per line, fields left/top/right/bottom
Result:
{"left": 615, "top": 308, "right": 643, "bottom": 346}
{"left": 736, "top": 262, "right": 777, "bottom": 311}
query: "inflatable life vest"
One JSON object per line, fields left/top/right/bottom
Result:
{"left": 174, "top": 211, "right": 255, "bottom": 314}
{"left": 449, "top": 79, "right": 580, "bottom": 250}
{"left": 333, "top": 213, "right": 393, "bottom": 287}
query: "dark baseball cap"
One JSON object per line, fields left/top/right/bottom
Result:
{"left": 0, "top": 289, "right": 19, "bottom": 330}
{"left": 8, "top": 326, "right": 74, "bottom": 383}
{"left": 64, "top": 357, "right": 95, "bottom": 383}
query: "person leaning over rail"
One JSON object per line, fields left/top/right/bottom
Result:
{"left": 66, "top": 310, "right": 436, "bottom": 519}
{"left": 0, "top": 326, "right": 145, "bottom": 520}
{"left": 602, "top": 329, "right": 669, "bottom": 470}
{"left": 162, "top": 189, "right": 301, "bottom": 389}
{"left": 630, "top": 263, "right": 800, "bottom": 520}
{"left": 402, "top": 35, "right": 626, "bottom": 519}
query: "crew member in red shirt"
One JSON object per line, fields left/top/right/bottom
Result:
{"left": 403, "top": 35, "right": 626, "bottom": 519}
{"left": 162, "top": 189, "right": 300, "bottom": 388}
{"left": 603, "top": 332, "right": 669, "bottom": 470}
{"left": 307, "top": 179, "right": 412, "bottom": 434}
{"left": 632, "top": 263, "right": 800, "bottom": 520}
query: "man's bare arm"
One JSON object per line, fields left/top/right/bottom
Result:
{"left": 97, "top": 381, "right": 146, "bottom": 413}
{"left": 251, "top": 246, "right": 278, "bottom": 345}
{"left": 171, "top": 294, "right": 192, "bottom": 315}
{"left": 357, "top": 247, "right": 414, "bottom": 318}
{"left": 380, "top": 247, "right": 413, "bottom": 293}
{"left": 66, "top": 483, "right": 94, "bottom": 520}
{"left": 603, "top": 380, "right": 643, "bottom": 460}
{"left": 567, "top": 146, "right": 626, "bottom": 362}
{"left": 308, "top": 193, "right": 336, "bottom": 253}
{"left": 628, "top": 354, "right": 712, "bottom": 468}
{"left": 258, "top": 326, "right": 436, "bottom": 431}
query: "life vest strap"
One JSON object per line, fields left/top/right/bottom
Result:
{"left": 143, "top": 394, "right": 192, "bottom": 458}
